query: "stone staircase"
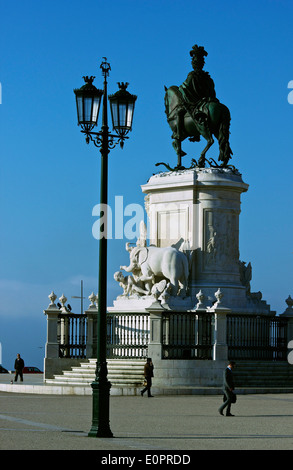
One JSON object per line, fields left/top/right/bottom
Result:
{"left": 44, "top": 359, "right": 293, "bottom": 394}
{"left": 233, "top": 361, "right": 293, "bottom": 388}
{"left": 45, "top": 359, "right": 145, "bottom": 388}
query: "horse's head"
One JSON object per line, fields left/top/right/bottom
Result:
{"left": 164, "top": 85, "right": 181, "bottom": 118}
{"left": 164, "top": 85, "right": 170, "bottom": 115}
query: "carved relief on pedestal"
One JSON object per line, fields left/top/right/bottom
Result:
{"left": 203, "top": 209, "right": 239, "bottom": 271}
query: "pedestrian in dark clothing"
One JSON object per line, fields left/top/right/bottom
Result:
{"left": 14, "top": 353, "right": 24, "bottom": 382}
{"left": 141, "top": 358, "right": 154, "bottom": 397}
{"left": 218, "top": 361, "right": 236, "bottom": 416}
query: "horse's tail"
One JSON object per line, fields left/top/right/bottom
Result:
{"left": 218, "top": 105, "right": 233, "bottom": 163}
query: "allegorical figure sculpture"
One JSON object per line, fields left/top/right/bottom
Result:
{"left": 120, "top": 244, "right": 189, "bottom": 298}
{"left": 114, "top": 222, "right": 190, "bottom": 299}
{"left": 163, "top": 44, "right": 233, "bottom": 170}
{"left": 113, "top": 271, "right": 150, "bottom": 298}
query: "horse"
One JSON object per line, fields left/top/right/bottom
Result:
{"left": 164, "top": 85, "right": 233, "bottom": 169}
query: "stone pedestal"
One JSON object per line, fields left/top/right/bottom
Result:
{"left": 141, "top": 167, "right": 271, "bottom": 314}
{"left": 146, "top": 301, "right": 165, "bottom": 364}
{"left": 105, "top": 167, "right": 276, "bottom": 388}
{"left": 43, "top": 295, "right": 82, "bottom": 379}
{"left": 44, "top": 304, "right": 60, "bottom": 361}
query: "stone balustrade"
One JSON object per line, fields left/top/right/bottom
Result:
{"left": 43, "top": 290, "right": 290, "bottom": 380}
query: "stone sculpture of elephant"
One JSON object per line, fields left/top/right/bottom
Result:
{"left": 120, "top": 245, "right": 189, "bottom": 297}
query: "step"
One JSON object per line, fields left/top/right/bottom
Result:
{"left": 45, "top": 378, "right": 144, "bottom": 387}
{"left": 232, "top": 361, "right": 293, "bottom": 387}
{"left": 46, "top": 359, "right": 293, "bottom": 389}
{"left": 45, "top": 358, "right": 146, "bottom": 387}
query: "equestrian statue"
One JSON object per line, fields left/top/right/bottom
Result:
{"left": 161, "top": 45, "right": 234, "bottom": 171}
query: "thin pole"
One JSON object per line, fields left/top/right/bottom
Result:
{"left": 71, "top": 280, "right": 85, "bottom": 314}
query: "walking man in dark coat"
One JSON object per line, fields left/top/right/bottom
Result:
{"left": 218, "top": 361, "right": 236, "bottom": 416}
{"left": 14, "top": 353, "right": 25, "bottom": 382}
{"left": 141, "top": 358, "right": 154, "bottom": 397}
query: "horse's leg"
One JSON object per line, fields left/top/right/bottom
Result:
{"left": 198, "top": 136, "right": 214, "bottom": 167}
{"left": 191, "top": 111, "right": 214, "bottom": 168}
{"left": 172, "top": 138, "right": 185, "bottom": 167}
{"left": 171, "top": 110, "right": 187, "bottom": 168}
{"left": 177, "top": 145, "right": 182, "bottom": 168}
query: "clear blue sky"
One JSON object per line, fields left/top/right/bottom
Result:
{"left": 0, "top": 0, "right": 292, "bottom": 370}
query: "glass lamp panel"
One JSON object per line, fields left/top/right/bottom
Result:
{"left": 111, "top": 103, "right": 119, "bottom": 128}
{"left": 92, "top": 96, "right": 101, "bottom": 123}
{"left": 76, "top": 96, "right": 84, "bottom": 124}
{"left": 126, "top": 102, "right": 134, "bottom": 128}
{"left": 118, "top": 103, "right": 127, "bottom": 127}
{"left": 84, "top": 97, "right": 93, "bottom": 123}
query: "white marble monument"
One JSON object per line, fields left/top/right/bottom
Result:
{"left": 110, "top": 167, "right": 273, "bottom": 315}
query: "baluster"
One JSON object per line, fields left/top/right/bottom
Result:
{"left": 122, "top": 315, "right": 126, "bottom": 357}
{"left": 129, "top": 314, "right": 133, "bottom": 357}
{"left": 125, "top": 315, "right": 128, "bottom": 357}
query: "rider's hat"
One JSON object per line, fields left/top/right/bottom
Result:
{"left": 189, "top": 45, "right": 208, "bottom": 58}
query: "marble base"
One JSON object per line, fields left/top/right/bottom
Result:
{"left": 139, "top": 167, "right": 273, "bottom": 315}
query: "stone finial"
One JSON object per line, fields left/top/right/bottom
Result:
{"left": 206, "top": 288, "right": 230, "bottom": 313}
{"left": 48, "top": 291, "right": 57, "bottom": 306}
{"left": 59, "top": 294, "right": 69, "bottom": 313}
{"left": 195, "top": 290, "right": 206, "bottom": 310}
{"left": 214, "top": 288, "right": 223, "bottom": 307}
{"left": 286, "top": 295, "right": 293, "bottom": 310}
{"left": 59, "top": 294, "right": 67, "bottom": 307}
{"left": 281, "top": 295, "right": 293, "bottom": 316}
{"left": 88, "top": 292, "right": 97, "bottom": 308}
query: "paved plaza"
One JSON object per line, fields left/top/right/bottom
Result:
{"left": 1, "top": 386, "right": 293, "bottom": 451}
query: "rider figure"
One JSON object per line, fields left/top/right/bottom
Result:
{"left": 176, "top": 45, "right": 219, "bottom": 142}
{"left": 179, "top": 45, "right": 218, "bottom": 110}
{"left": 164, "top": 44, "right": 233, "bottom": 169}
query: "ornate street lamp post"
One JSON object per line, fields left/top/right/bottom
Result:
{"left": 74, "top": 58, "right": 136, "bottom": 438}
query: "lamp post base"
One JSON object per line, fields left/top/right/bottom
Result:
{"left": 88, "top": 378, "right": 113, "bottom": 438}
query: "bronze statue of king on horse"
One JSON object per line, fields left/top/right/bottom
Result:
{"left": 163, "top": 45, "right": 233, "bottom": 170}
